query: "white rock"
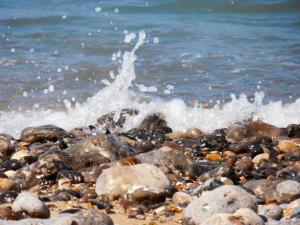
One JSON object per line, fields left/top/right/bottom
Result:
{"left": 12, "top": 192, "right": 50, "bottom": 218}
{"left": 95, "top": 163, "right": 170, "bottom": 196}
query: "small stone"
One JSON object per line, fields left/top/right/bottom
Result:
{"left": 4, "top": 170, "right": 16, "bottom": 178}
{"left": 172, "top": 192, "right": 192, "bottom": 207}
{"left": 11, "top": 150, "right": 31, "bottom": 161}
{"left": 253, "top": 153, "right": 270, "bottom": 165}
{"left": 244, "top": 179, "right": 274, "bottom": 199}
{"left": 0, "top": 137, "right": 13, "bottom": 157}
{"left": 277, "top": 139, "right": 300, "bottom": 154}
{"left": 206, "top": 153, "right": 222, "bottom": 161}
{"left": 258, "top": 204, "right": 283, "bottom": 220}
{"left": 166, "top": 131, "right": 186, "bottom": 140}
{"left": 0, "top": 178, "right": 14, "bottom": 193}
{"left": 183, "top": 185, "right": 257, "bottom": 225}
{"left": 56, "top": 170, "right": 84, "bottom": 184}
{"left": 12, "top": 192, "right": 50, "bottom": 218}
{"left": 235, "top": 156, "right": 254, "bottom": 171}
{"left": 20, "top": 125, "right": 68, "bottom": 144}
{"left": 185, "top": 128, "right": 205, "bottom": 139}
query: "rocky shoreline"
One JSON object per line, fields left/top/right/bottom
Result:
{"left": 1, "top": 109, "right": 300, "bottom": 225}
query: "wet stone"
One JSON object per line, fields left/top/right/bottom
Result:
{"left": 138, "top": 113, "right": 167, "bottom": 130}
{"left": 277, "top": 166, "right": 300, "bottom": 181}
{"left": 0, "top": 136, "right": 14, "bottom": 158}
{"left": 62, "top": 133, "right": 136, "bottom": 170}
{"left": 286, "top": 124, "right": 300, "bottom": 138}
{"left": 0, "top": 191, "right": 18, "bottom": 204}
{"left": 236, "top": 156, "right": 254, "bottom": 171}
{"left": 97, "top": 108, "right": 139, "bottom": 130}
{"left": 12, "top": 192, "right": 50, "bottom": 219}
{"left": 244, "top": 179, "right": 274, "bottom": 199}
{"left": 135, "top": 146, "right": 193, "bottom": 176}
{"left": 20, "top": 125, "right": 69, "bottom": 144}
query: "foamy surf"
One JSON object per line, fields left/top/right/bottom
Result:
{"left": 0, "top": 31, "right": 300, "bottom": 137}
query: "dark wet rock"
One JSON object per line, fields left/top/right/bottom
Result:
{"left": 20, "top": 125, "right": 69, "bottom": 144}
{"left": 62, "top": 133, "right": 136, "bottom": 170}
{"left": 11, "top": 152, "right": 68, "bottom": 190}
{"left": 199, "top": 208, "right": 264, "bottom": 225}
{"left": 226, "top": 122, "right": 251, "bottom": 142}
{"left": 183, "top": 185, "right": 257, "bottom": 225}
{"left": 254, "top": 161, "right": 278, "bottom": 179}
{"left": 29, "top": 142, "right": 62, "bottom": 157}
{"left": 197, "top": 134, "right": 230, "bottom": 152}
{"left": 277, "top": 166, "right": 300, "bottom": 181}
{"left": 56, "top": 170, "right": 84, "bottom": 184}
{"left": 236, "top": 156, "right": 254, "bottom": 171}
{"left": 190, "top": 161, "right": 215, "bottom": 177}
{"left": 135, "top": 146, "right": 193, "bottom": 176}
{"left": 264, "top": 180, "right": 300, "bottom": 204}
{"left": 258, "top": 204, "right": 283, "bottom": 220}
{"left": 134, "top": 140, "right": 155, "bottom": 153}
{"left": 43, "top": 189, "right": 80, "bottom": 202}
{"left": 90, "top": 199, "right": 113, "bottom": 210}
{"left": 286, "top": 124, "right": 300, "bottom": 138}
{"left": 198, "top": 163, "right": 238, "bottom": 183}
{"left": 12, "top": 192, "right": 50, "bottom": 219}
{"left": 226, "top": 121, "right": 285, "bottom": 143}
{"left": 138, "top": 113, "right": 167, "bottom": 130}
{"left": 97, "top": 108, "right": 138, "bottom": 130}
{"left": 244, "top": 179, "right": 274, "bottom": 199}
{"left": 76, "top": 183, "right": 97, "bottom": 200}
{"left": 0, "top": 159, "right": 22, "bottom": 173}
{"left": 95, "top": 163, "right": 170, "bottom": 198}
{"left": 0, "top": 209, "right": 114, "bottom": 225}
{"left": 0, "top": 136, "right": 14, "bottom": 157}
{"left": 0, "top": 190, "right": 18, "bottom": 204}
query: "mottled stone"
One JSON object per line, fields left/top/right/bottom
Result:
{"left": 136, "top": 146, "right": 192, "bottom": 176}
{"left": 63, "top": 133, "right": 136, "bottom": 170}
{"left": 20, "top": 125, "right": 68, "bottom": 144}
{"left": 172, "top": 192, "right": 193, "bottom": 207}
{"left": 244, "top": 179, "right": 274, "bottom": 199}
{"left": 183, "top": 185, "right": 257, "bottom": 225}
{"left": 199, "top": 208, "right": 264, "bottom": 225}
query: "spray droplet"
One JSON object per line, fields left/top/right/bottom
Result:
{"left": 95, "top": 6, "right": 101, "bottom": 12}
{"left": 11, "top": 48, "right": 15, "bottom": 53}
{"left": 153, "top": 37, "right": 159, "bottom": 44}
{"left": 22, "top": 91, "right": 28, "bottom": 97}
{"left": 49, "top": 85, "right": 55, "bottom": 92}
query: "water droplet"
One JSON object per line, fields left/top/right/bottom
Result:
{"left": 95, "top": 6, "right": 101, "bottom": 12}
{"left": 153, "top": 37, "right": 159, "bottom": 44}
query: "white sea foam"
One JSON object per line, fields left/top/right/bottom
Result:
{"left": 1, "top": 31, "right": 300, "bottom": 137}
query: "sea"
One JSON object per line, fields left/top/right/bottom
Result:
{"left": 0, "top": 0, "right": 300, "bottom": 136}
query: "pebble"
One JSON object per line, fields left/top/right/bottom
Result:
{"left": 258, "top": 204, "right": 283, "bottom": 220}
{"left": 12, "top": 192, "right": 50, "bottom": 218}
{"left": 172, "top": 191, "right": 193, "bottom": 207}
{"left": 253, "top": 153, "right": 270, "bottom": 165}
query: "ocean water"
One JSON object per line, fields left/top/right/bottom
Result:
{"left": 0, "top": 0, "right": 300, "bottom": 136}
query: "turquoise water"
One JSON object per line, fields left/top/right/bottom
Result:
{"left": 0, "top": 1, "right": 300, "bottom": 135}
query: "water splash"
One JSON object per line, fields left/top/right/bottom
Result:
{"left": 1, "top": 31, "right": 300, "bottom": 137}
